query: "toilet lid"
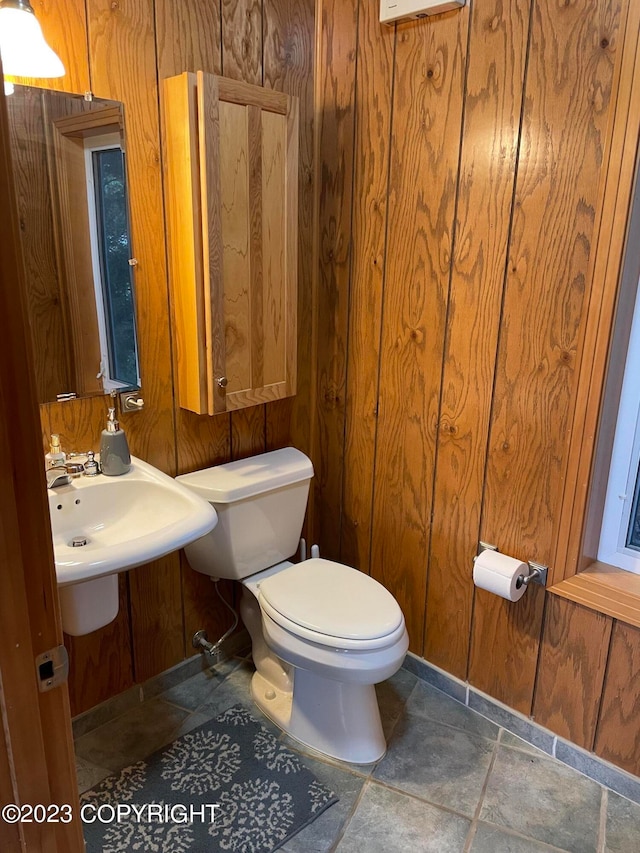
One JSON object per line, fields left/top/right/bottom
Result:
{"left": 257, "top": 558, "right": 404, "bottom": 644}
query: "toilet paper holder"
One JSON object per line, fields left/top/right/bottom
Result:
{"left": 477, "top": 542, "right": 548, "bottom": 588}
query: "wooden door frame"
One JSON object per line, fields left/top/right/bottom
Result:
{"left": 0, "top": 74, "right": 84, "bottom": 852}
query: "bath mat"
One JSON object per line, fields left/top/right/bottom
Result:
{"left": 81, "top": 704, "right": 338, "bottom": 852}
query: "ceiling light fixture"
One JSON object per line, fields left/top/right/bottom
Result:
{"left": 0, "top": 0, "right": 65, "bottom": 79}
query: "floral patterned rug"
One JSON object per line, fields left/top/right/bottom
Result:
{"left": 81, "top": 704, "right": 338, "bottom": 852}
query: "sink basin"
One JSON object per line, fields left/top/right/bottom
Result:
{"left": 48, "top": 456, "right": 217, "bottom": 635}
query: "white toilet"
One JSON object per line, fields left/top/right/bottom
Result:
{"left": 178, "top": 447, "right": 409, "bottom": 764}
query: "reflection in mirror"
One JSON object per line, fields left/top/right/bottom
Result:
{"left": 7, "top": 85, "right": 140, "bottom": 403}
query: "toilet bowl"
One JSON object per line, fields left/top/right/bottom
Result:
{"left": 178, "top": 448, "right": 409, "bottom": 764}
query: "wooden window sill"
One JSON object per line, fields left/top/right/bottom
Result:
{"left": 549, "top": 562, "right": 640, "bottom": 628}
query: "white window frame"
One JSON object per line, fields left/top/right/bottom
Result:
{"left": 598, "top": 272, "right": 640, "bottom": 574}
{"left": 84, "top": 132, "right": 139, "bottom": 392}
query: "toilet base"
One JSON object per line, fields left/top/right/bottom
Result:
{"left": 250, "top": 669, "right": 386, "bottom": 765}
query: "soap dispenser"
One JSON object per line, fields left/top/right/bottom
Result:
{"left": 45, "top": 434, "right": 66, "bottom": 469}
{"left": 100, "top": 400, "right": 131, "bottom": 476}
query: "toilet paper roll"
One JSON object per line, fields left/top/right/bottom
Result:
{"left": 472, "top": 549, "right": 528, "bottom": 602}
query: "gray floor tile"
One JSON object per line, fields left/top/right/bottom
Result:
{"left": 471, "top": 822, "right": 570, "bottom": 852}
{"left": 72, "top": 684, "right": 142, "bottom": 740}
{"left": 195, "top": 659, "right": 255, "bottom": 715}
{"left": 480, "top": 746, "right": 602, "bottom": 853}
{"left": 336, "top": 781, "right": 471, "bottom": 852}
{"left": 376, "top": 668, "right": 419, "bottom": 736}
{"left": 196, "top": 660, "right": 283, "bottom": 739}
{"left": 280, "top": 732, "right": 377, "bottom": 777}
{"left": 280, "top": 757, "right": 366, "bottom": 852}
{"left": 373, "top": 712, "right": 495, "bottom": 817}
{"left": 72, "top": 649, "right": 640, "bottom": 853}
{"left": 606, "top": 791, "right": 640, "bottom": 853}
{"left": 75, "top": 755, "right": 111, "bottom": 795}
{"left": 74, "top": 698, "right": 190, "bottom": 772}
{"left": 407, "top": 681, "right": 499, "bottom": 742}
{"left": 160, "top": 657, "right": 239, "bottom": 711}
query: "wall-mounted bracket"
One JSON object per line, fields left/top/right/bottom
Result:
{"left": 120, "top": 391, "right": 144, "bottom": 412}
{"left": 521, "top": 561, "right": 548, "bottom": 587}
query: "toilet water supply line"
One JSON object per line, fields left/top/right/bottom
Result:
{"left": 192, "top": 539, "right": 321, "bottom": 658}
{"left": 192, "top": 579, "right": 239, "bottom": 658}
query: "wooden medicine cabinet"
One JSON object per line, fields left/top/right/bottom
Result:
{"left": 162, "top": 72, "right": 298, "bottom": 415}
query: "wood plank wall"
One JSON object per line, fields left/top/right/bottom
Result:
{"left": 12, "top": 0, "right": 314, "bottom": 715}
{"left": 315, "top": 0, "right": 640, "bottom": 776}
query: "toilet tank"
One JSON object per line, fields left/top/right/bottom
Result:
{"left": 176, "top": 448, "right": 313, "bottom": 580}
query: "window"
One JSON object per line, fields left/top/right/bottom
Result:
{"left": 598, "top": 268, "right": 640, "bottom": 574}
{"left": 85, "top": 132, "right": 140, "bottom": 391}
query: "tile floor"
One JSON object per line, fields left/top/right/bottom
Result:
{"left": 74, "top": 654, "right": 640, "bottom": 853}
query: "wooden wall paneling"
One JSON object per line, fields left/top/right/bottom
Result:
{"left": 155, "top": 1, "right": 234, "bottom": 656}
{"left": 313, "top": 0, "right": 358, "bottom": 560}
{"left": 46, "top": 396, "right": 109, "bottom": 457}
{"left": 222, "top": 0, "right": 267, "bottom": 460}
{"left": 468, "top": 0, "right": 623, "bottom": 712}
{"left": 231, "top": 405, "right": 267, "bottom": 459}
{"left": 155, "top": 0, "right": 222, "bottom": 82}
{"left": 85, "top": 0, "right": 183, "bottom": 676}
{"left": 175, "top": 411, "right": 231, "bottom": 474}
{"left": 554, "top": 0, "right": 639, "bottom": 582}
{"left": 154, "top": 1, "right": 233, "bottom": 477}
{"left": 339, "top": 0, "right": 394, "bottom": 573}
{"left": 370, "top": 10, "right": 470, "bottom": 652}
{"left": 221, "top": 0, "right": 263, "bottom": 85}
{"left": 64, "top": 574, "right": 134, "bottom": 715}
{"left": 86, "top": 0, "right": 175, "bottom": 472}
{"left": 129, "top": 555, "right": 185, "bottom": 680}
{"left": 181, "top": 554, "right": 237, "bottom": 657}
{"left": 263, "top": 0, "right": 316, "bottom": 459}
{"left": 424, "top": 0, "right": 532, "bottom": 677}
{"left": 533, "top": 596, "right": 612, "bottom": 750}
{"left": 594, "top": 621, "right": 640, "bottom": 776}
{"left": 7, "top": 0, "right": 90, "bottom": 94}
{"left": 6, "top": 91, "right": 71, "bottom": 401}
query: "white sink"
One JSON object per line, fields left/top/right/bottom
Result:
{"left": 48, "top": 456, "right": 217, "bottom": 635}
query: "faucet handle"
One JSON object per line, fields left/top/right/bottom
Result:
{"left": 83, "top": 450, "right": 100, "bottom": 477}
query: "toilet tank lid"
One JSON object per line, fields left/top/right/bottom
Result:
{"left": 176, "top": 447, "right": 313, "bottom": 503}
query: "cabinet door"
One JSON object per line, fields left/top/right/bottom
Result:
{"left": 163, "top": 72, "right": 298, "bottom": 415}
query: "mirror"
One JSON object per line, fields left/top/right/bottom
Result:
{"left": 7, "top": 85, "right": 140, "bottom": 403}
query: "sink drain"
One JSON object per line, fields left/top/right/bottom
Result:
{"left": 71, "top": 536, "right": 88, "bottom": 548}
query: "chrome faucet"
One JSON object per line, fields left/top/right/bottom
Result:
{"left": 46, "top": 467, "right": 71, "bottom": 489}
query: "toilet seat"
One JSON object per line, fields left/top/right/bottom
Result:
{"left": 257, "top": 558, "right": 405, "bottom": 651}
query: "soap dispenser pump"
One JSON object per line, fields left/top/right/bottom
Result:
{"left": 45, "top": 434, "right": 66, "bottom": 469}
{"left": 100, "top": 398, "right": 131, "bottom": 476}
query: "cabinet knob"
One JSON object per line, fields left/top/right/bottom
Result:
{"left": 217, "top": 377, "right": 228, "bottom": 389}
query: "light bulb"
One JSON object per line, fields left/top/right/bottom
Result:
{"left": 0, "top": 2, "right": 65, "bottom": 79}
